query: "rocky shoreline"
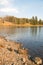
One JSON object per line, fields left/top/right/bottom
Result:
{"left": 0, "top": 36, "right": 42, "bottom": 65}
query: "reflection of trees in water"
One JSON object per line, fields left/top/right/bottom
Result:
{"left": 0, "top": 26, "right": 29, "bottom": 37}
{"left": 38, "top": 26, "right": 41, "bottom": 33}
{"left": 30, "top": 26, "right": 41, "bottom": 36}
{"left": 0, "top": 26, "right": 42, "bottom": 37}
{"left": 0, "top": 26, "right": 16, "bottom": 35}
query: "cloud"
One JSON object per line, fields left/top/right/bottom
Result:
{"left": 0, "top": 0, "right": 9, "bottom": 6}
{"left": 0, "top": 7, "right": 19, "bottom": 13}
{"left": 0, "top": 0, "right": 19, "bottom": 14}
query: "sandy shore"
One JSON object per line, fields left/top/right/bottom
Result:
{"left": 2, "top": 23, "right": 43, "bottom": 27}
{"left": 0, "top": 36, "right": 41, "bottom": 65}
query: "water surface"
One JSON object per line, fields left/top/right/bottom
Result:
{"left": 0, "top": 26, "right": 43, "bottom": 60}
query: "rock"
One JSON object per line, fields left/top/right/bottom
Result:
{"left": 28, "top": 55, "right": 31, "bottom": 59}
{"left": 14, "top": 49, "right": 19, "bottom": 54}
{"left": 7, "top": 47, "right": 12, "bottom": 51}
{"left": 19, "top": 48, "right": 28, "bottom": 54}
{"left": 23, "top": 63, "right": 25, "bottom": 65}
{"left": 0, "top": 37, "right": 41, "bottom": 65}
{"left": 25, "top": 63, "right": 27, "bottom": 65}
{"left": 34, "top": 57, "right": 42, "bottom": 65}
{"left": 11, "top": 63, "right": 14, "bottom": 65}
{"left": 21, "top": 58, "right": 23, "bottom": 61}
{"left": 23, "top": 58, "right": 26, "bottom": 63}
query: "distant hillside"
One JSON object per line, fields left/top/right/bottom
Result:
{"left": 3, "top": 16, "right": 43, "bottom": 25}
{"left": 0, "top": 18, "right": 14, "bottom": 26}
{"left": 0, "top": 16, "right": 43, "bottom": 26}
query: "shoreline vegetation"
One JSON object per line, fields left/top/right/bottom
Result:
{"left": 0, "top": 16, "right": 43, "bottom": 27}
{"left": 0, "top": 36, "right": 42, "bottom": 65}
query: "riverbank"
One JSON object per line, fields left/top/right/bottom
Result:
{"left": 0, "top": 19, "right": 43, "bottom": 27}
{"left": 0, "top": 36, "right": 42, "bottom": 65}
{"left": 1, "top": 22, "right": 43, "bottom": 27}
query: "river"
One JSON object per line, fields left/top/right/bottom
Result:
{"left": 0, "top": 26, "right": 43, "bottom": 61}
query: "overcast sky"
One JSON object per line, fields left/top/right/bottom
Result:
{"left": 0, "top": 0, "right": 43, "bottom": 19}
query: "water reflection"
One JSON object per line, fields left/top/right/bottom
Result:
{"left": 30, "top": 26, "right": 42, "bottom": 37}
{"left": 30, "top": 27, "right": 37, "bottom": 37}
{"left": 0, "top": 26, "right": 42, "bottom": 37}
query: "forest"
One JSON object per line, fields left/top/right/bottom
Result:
{"left": 1, "top": 16, "right": 43, "bottom": 25}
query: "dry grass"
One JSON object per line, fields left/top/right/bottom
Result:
{"left": 0, "top": 19, "right": 43, "bottom": 27}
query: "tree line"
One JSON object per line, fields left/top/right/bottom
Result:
{"left": 2, "top": 16, "right": 43, "bottom": 25}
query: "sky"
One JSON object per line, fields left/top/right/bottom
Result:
{"left": 0, "top": 0, "right": 43, "bottom": 19}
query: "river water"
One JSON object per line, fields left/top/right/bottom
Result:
{"left": 0, "top": 26, "right": 43, "bottom": 61}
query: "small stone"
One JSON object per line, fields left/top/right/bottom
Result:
{"left": 28, "top": 55, "right": 31, "bottom": 59}
{"left": 25, "top": 63, "right": 27, "bottom": 65}
{"left": 7, "top": 47, "right": 12, "bottom": 51}
{"left": 34, "top": 57, "right": 42, "bottom": 65}
{"left": 14, "top": 49, "right": 19, "bottom": 54}
{"left": 21, "top": 58, "right": 23, "bottom": 61}
{"left": 11, "top": 63, "right": 14, "bottom": 65}
{"left": 23, "top": 58, "right": 26, "bottom": 63}
{"left": 23, "top": 63, "right": 25, "bottom": 65}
